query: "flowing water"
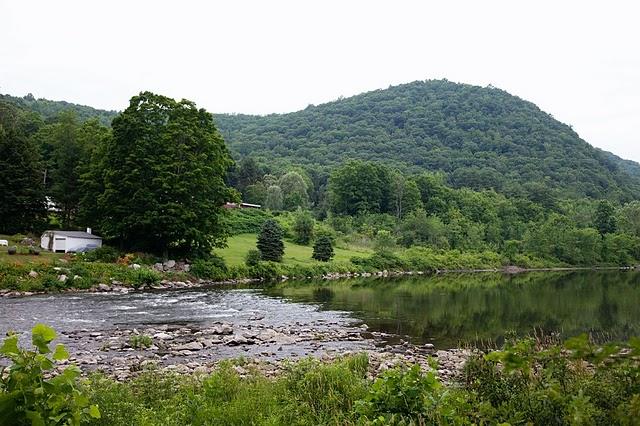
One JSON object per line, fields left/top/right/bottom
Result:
{"left": 1, "top": 271, "right": 639, "bottom": 353}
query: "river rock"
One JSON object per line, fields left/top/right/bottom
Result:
{"left": 211, "top": 323, "right": 233, "bottom": 335}
{"left": 130, "top": 263, "right": 141, "bottom": 270}
{"left": 153, "top": 332, "right": 173, "bottom": 340}
{"left": 98, "top": 283, "right": 111, "bottom": 292}
{"left": 225, "top": 335, "right": 252, "bottom": 346}
{"left": 173, "top": 341, "right": 203, "bottom": 351}
{"left": 164, "top": 259, "right": 176, "bottom": 269}
{"left": 28, "top": 270, "right": 38, "bottom": 278}
{"left": 57, "top": 274, "right": 67, "bottom": 282}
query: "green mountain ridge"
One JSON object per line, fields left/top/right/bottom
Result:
{"left": 3, "top": 80, "right": 640, "bottom": 201}
{"left": 0, "top": 93, "right": 117, "bottom": 127}
{"left": 213, "top": 80, "right": 640, "bottom": 201}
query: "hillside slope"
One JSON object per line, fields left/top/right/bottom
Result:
{"left": 0, "top": 93, "right": 118, "bottom": 127}
{"left": 4, "top": 81, "right": 640, "bottom": 200}
{"left": 214, "top": 80, "right": 640, "bottom": 200}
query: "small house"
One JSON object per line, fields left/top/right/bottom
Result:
{"left": 40, "top": 229, "right": 103, "bottom": 253}
{"left": 224, "top": 202, "right": 262, "bottom": 209}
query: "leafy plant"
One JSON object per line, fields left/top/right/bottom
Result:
{"left": 81, "top": 245, "right": 120, "bottom": 263}
{"left": 129, "top": 335, "right": 153, "bottom": 350}
{"left": 131, "top": 268, "right": 161, "bottom": 287}
{"left": 244, "top": 249, "right": 261, "bottom": 267}
{"left": 191, "top": 255, "right": 228, "bottom": 280}
{"left": 0, "top": 324, "right": 100, "bottom": 425}
{"left": 355, "top": 363, "right": 441, "bottom": 424}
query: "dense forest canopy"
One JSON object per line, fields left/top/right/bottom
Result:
{"left": 213, "top": 80, "right": 640, "bottom": 201}
{"left": 3, "top": 79, "right": 640, "bottom": 203}
{"left": 0, "top": 93, "right": 118, "bottom": 127}
{"left": 1, "top": 83, "right": 640, "bottom": 266}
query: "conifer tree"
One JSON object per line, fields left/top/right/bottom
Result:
{"left": 0, "top": 101, "right": 46, "bottom": 234}
{"left": 312, "top": 235, "right": 334, "bottom": 262}
{"left": 257, "top": 219, "right": 284, "bottom": 262}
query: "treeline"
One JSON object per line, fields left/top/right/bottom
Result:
{"left": 6, "top": 81, "right": 640, "bottom": 204}
{"left": 215, "top": 80, "right": 640, "bottom": 202}
{"left": 230, "top": 157, "right": 640, "bottom": 266}
{"left": 2, "top": 90, "right": 640, "bottom": 266}
{"left": 0, "top": 93, "right": 234, "bottom": 258}
{"left": 0, "top": 93, "right": 117, "bottom": 127}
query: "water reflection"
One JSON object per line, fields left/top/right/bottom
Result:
{"left": 263, "top": 271, "right": 640, "bottom": 348}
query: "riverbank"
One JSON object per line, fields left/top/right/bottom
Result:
{"left": 5, "top": 326, "right": 640, "bottom": 425}
{"left": 1, "top": 261, "right": 637, "bottom": 299}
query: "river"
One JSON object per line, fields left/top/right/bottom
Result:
{"left": 1, "top": 271, "right": 638, "bottom": 376}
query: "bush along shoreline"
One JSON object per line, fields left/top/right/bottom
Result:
{"left": 3, "top": 325, "right": 640, "bottom": 425}
{"left": 1, "top": 245, "right": 639, "bottom": 298}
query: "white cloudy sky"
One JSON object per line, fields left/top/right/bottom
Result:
{"left": 1, "top": 0, "right": 639, "bottom": 162}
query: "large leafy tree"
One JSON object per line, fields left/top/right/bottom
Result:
{"left": 329, "top": 160, "right": 392, "bottom": 216}
{"left": 0, "top": 101, "right": 46, "bottom": 234}
{"left": 594, "top": 200, "right": 617, "bottom": 236}
{"left": 617, "top": 201, "right": 640, "bottom": 238}
{"left": 292, "top": 209, "right": 315, "bottom": 245}
{"left": 97, "top": 92, "right": 235, "bottom": 258}
{"left": 278, "top": 171, "right": 309, "bottom": 211}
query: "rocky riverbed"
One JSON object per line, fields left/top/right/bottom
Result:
{"left": 53, "top": 321, "right": 470, "bottom": 382}
{"left": 0, "top": 286, "right": 471, "bottom": 382}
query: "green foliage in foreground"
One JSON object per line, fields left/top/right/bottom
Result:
{"left": 0, "top": 324, "right": 100, "bottom": 425}
{"left": 5, "top": 324, "right": 640, "bottom": 425}
{"left": 86, "top": 336, "right": 640, "bottom": 425}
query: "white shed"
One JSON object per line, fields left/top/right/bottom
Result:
{"left": 40, "top": 229, "right": 103, "bottom": 253}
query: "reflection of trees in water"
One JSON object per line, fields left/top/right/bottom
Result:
{"left": 271, "top": 272, "right": 640, "bottom": 348}
{"left": 312, "top": 287, "right": 334, "bottom": 303}
{"left": 597, "top": 286, "right": 617, "bottom": 330}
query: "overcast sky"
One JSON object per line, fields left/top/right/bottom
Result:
{"left": 1, "top": 0, "right": 639, "bottom": 162}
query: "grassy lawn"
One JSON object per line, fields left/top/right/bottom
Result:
{"left": 217, "top": 233, "right": 372, "bottom": 267}
{"left": 0, "top": 234, "right": 63, "bottom": 266}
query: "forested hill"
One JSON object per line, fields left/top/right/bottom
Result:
{"left": 4, "top": 81, "right": 640, "bottom": 201}
{"left": 214, "top": 80, "right": 640, "bottom": 201}
{"left": 0, "top": 93, "right": 117, "bottom": 127}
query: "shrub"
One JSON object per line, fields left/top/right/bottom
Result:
{"left": 245, "top": 249, "right": 261, "bottom": 267}
{"left": 129, "top": 335, "right": 153, "bottom": 350}
{"left": 131, "top": 268, "right": 161, "bottom": 287}
{"left": 293, "top": 209, "right": 315, "bottom": 245}
{"left": 250, "top": 261, "right": 281, "bottom": 281}
{"left": 225, "top": 208, "right": 274, "bottom": 235}
{"left": 191, "top": 256, "right": 228, "bottom": 280}
{"left": 257, "top": 219, "right": 285, "bottom": 262}
{"left": 82, "top": 245, "right": 121, "bottom": 263}
{"left": 355, "top": 364, "right": 441, "bottom": 423}
{"left": 351, "top": 251, "right": 408, "bottom": 271}
{"left": 0, "top": 324, "right": 101, "bottom": 424}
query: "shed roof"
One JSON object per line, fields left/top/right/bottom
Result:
{"left": 44, "top": 231, "right": 102, "bottom": 240}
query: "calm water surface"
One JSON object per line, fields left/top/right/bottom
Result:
{"left": 264, "top": 271, "right": 640, "bottom": 348}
